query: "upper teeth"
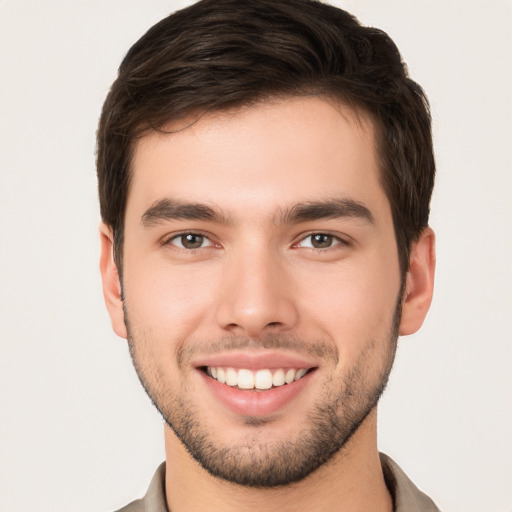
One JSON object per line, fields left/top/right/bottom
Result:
{"left": 207, "top": 367, "right": 309, "bottom": 390}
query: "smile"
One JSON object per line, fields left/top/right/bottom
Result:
{"left": 205, "top": 366, "right": 311, "bottom": 390}
{"left": 194, "top": 352, "right": 319, "bottom": 416}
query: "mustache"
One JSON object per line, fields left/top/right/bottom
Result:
{"left": 177, "top": 334, "right": 339, "bottom": 367}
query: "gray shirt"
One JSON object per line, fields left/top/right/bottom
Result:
{"left": 116, "top": 453, "right": 440, "bottom": 511}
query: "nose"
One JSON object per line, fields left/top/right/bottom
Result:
{"left": 214, "top": 245, "right": 299, "bottom": 337}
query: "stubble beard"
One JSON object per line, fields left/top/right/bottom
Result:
{"left": 124, "top": 297, "right": 401, "bottom": 488}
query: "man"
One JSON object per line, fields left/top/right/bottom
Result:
{"left": 96, "top": 0, "right": 438, "bottom": 510}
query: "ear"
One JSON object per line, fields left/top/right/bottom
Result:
{"left": 399, "top": 227, "right": 436, "bottom": 336}
{"left": 99, "top": 223, "right": 127, "bottom": 339}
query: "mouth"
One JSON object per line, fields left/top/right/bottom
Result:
{"left": 201, "top": 366, "right": 313, "bottom": 391}
{"left": 193, "top": 352, "right": 319, "bottom": 417}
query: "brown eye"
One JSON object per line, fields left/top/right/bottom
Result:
{"left": 169, "top": 233, "right": 212, "bottom": 249}
{"left": 298, "top": 233, "right": 344, "bottom": 250}
{"left": 181, "top": 234, "right": 204, "bottom": 249}
{"left": 311, "top": 234, "right": 334, "bottom": 248}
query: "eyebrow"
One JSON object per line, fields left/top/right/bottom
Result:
{"left": 141, "top": 197, "right": 375, "bottom": 227}
{"left": 141, "top": 198, "right": 233, "bottom": 227}
{"left": 275, "top": 198, "right": 375, "bottom": 225}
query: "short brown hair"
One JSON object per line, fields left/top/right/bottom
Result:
{"left": 97, "top": 0, "right": 435, "bottom": 275}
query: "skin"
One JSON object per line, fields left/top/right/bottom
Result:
{"left": 100, "top": 96, "right": 435, "bottom": 512}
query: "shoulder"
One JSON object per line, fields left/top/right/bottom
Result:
{"left": 380, "top": 453, "right": 441, "bottom": 512}
{"left": 112, "top": 463, "right": 168, "bottom": 512}
{"left": 115, "top": 498, "right": 145, "bottom": 512}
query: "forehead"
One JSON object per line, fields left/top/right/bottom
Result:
{"left": 127, "top": 96, "right": 387, "bottom": 222}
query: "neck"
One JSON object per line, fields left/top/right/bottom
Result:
{"left": 163, "top": 410, "right": 392, "bottom": 512}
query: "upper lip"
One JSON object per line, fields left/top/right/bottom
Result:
{"left": 192, "top": 350, "right": 319, "bottom": 371}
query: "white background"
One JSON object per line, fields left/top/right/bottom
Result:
{"left": 0, "top": 1, "right": 510, "bottom": 511}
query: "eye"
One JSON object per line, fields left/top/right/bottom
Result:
{"left": 298, "top": 233, "right": 344, "bottom": 249}
{"left": 168, "top": 233, "right": 214, "bottom": 250}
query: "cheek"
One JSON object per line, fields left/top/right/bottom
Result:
{"left": 122, "top": 252, "right": 221, "bottom": 343}
{"left": 299, "top": 253, "right": 401, "bottom": 355}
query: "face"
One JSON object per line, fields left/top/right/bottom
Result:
{"left": 107, "top": 97, "right": 406, "bottom": 486}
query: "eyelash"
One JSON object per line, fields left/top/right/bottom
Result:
{"left": 294, "top": 232, "right": 349, "bottom": 251}
{"left": 163, "top": 231, "right": 349, "bottom": 252}
{"left": 163, "top": 231, "right": 217, "bottom": 251}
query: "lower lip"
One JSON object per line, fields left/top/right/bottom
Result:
{"left": 199, "top": 369, "right": 314, "bottom": 417}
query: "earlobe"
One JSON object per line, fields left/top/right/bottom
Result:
{"left": 99, "top": 223, "right": 128, "bottom": 339}
{"left": 399, "top": 227, "right": 436, "bottom": 336}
